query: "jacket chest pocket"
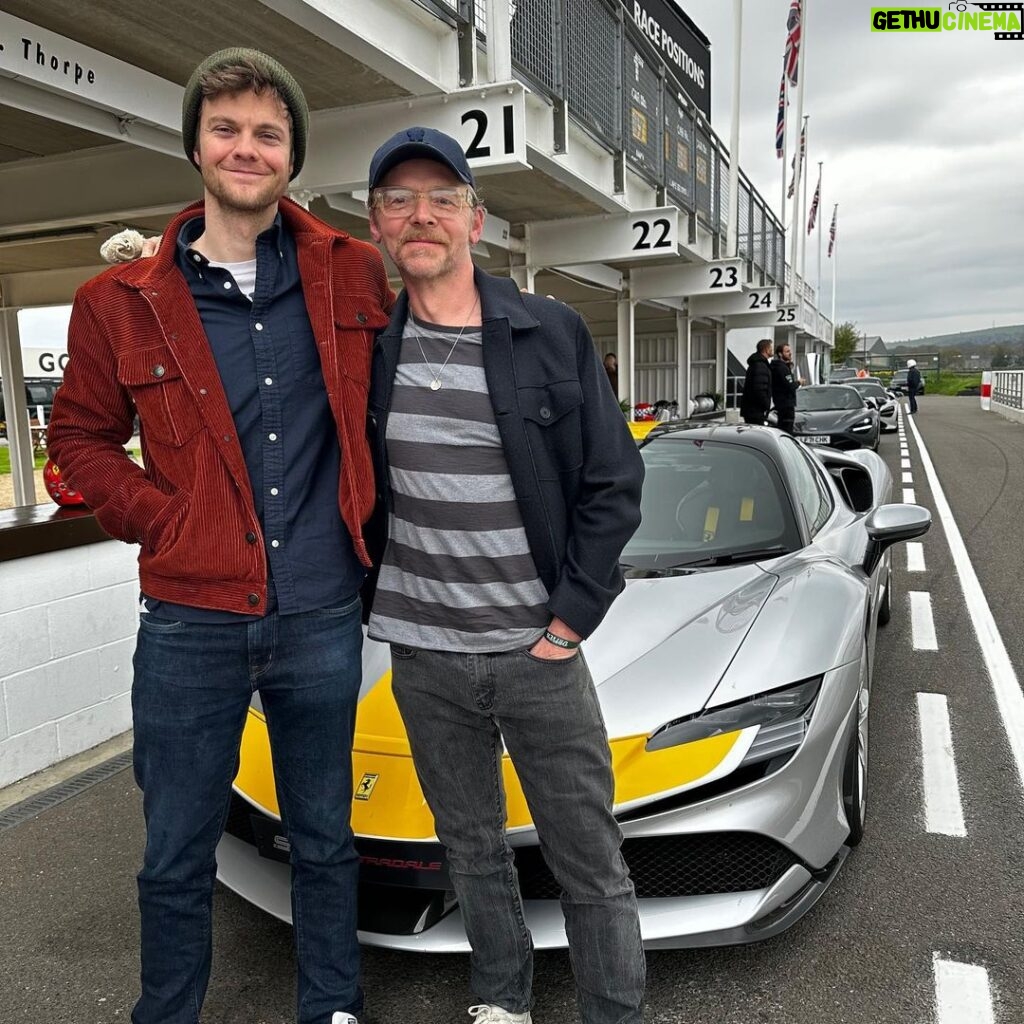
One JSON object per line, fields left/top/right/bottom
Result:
{"left": 519, "top": 380, "right": 584, "bottom": 479}
{"left": 331, "top": 295, "right": 391, "bottom": 388}
{"left": 116, "top": 347, "right": 202, "bottom": 447}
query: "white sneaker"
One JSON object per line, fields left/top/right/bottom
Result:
{"left": 331, "top": 1014, "right": 359, "bottom": 1024}
{"left": 468, "top": 1005, "right": 532, "bottom": 1024}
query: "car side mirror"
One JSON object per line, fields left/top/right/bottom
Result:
{"left": 862, "top": 504, "right": 931, "bottom": 576}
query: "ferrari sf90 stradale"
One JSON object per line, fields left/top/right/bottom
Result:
{"left": 217, "top": 423, "right": 929, "bottom": 950}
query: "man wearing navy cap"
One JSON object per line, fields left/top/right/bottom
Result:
{"left": 363, "top": 127, "right": 646, "bottom": 1024}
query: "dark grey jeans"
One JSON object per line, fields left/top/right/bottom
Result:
{"left": 390, "top": 645, "right": 645, "bottom": 1024}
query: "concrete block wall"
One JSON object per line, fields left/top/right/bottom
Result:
{"left": 991, "top": 400, "right": 1024, "bottom": 425}
{"left": 0, "top": 540, "right": 139, "bottom": 789}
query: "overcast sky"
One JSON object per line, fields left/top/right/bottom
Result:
{"left": 680, "top": 0, "right": 1024, "bottom": 342}
{"left": 17, "top": 3, "right": 1024, "bottom": 349}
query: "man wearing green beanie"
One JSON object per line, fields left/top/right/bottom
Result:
{"left": 49, "top": 48, "right": 392, "bottom": 1024}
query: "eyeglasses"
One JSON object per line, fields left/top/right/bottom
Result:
{"left": 370, "top": 186, "right": 477, "bottom": 218}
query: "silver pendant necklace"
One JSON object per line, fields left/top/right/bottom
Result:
{"left": 412, "top": 295, "right": 480, "bottom": 391}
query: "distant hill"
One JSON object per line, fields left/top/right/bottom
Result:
{"left": 889, "top": 325, "right": 1024, "bottom": 350}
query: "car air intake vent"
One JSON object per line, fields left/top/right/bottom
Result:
{"left": 515, "top": 832, "right": 801, "bottom": 900}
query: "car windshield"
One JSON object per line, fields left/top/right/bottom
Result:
{"left": 797, "top": 387, "right": 865, "bottom": 411}
{"left": 621, "top": 438, "right": 801, "bottom": 569}
{"left": 850, "top": 383, "right": 888, "bottom": 401}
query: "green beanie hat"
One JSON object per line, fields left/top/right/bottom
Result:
{"left": 182, "top": 47, "right": 308, "bottom": 180}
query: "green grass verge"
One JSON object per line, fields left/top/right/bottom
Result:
{"left": 0, "top": 449, "right": 48, "bottom": 474}
{"left": 0, "top": 445, "right": 142, "bottom": 475}
{"left": 875, "top": 372, "right": 983, "bottom": 397}
{"left": 926, "top": 374, "right": 983, "bottom": 396}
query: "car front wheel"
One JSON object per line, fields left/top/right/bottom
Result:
{"left": 877, "top": 563, "right": 892, "bottom": 626}
{"left": 842, "top": 659, "right": 870, "bottom": 847}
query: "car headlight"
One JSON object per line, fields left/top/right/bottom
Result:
{"left": 646, "top": 677, "right": 821, "bottom": 754}
{"left": 851, "top": 418, "right": 874, "bottom": 432}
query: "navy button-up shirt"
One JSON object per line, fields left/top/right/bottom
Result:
{"left": 144, "top": 214, "right": 364, "bottom": 621}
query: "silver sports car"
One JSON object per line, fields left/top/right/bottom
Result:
{"left": 217, "top": 423, "right": 930, "bottom": 950}
{"left": 847, "top": 380, "right": 899, "bottom": 433}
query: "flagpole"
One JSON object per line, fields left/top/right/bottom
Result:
{"left": 789, "top": 114, "right": 807, "bottom": 373}
{"left": 727, "top": 0, "right": 743, "bottom": 258}
{"left": 779, "top": 70, "right": 789, "bottom": 247}
{"left": 816, "top": 161, "right": 823, "bottom": 309}
{"left": 830, "top": 204, "right": 838, "bottom": 329}
{"left": 798, "top": 117, "right": 810, "bottom": 312}
{"left": 788, "top": 0, "right": 809, "bottom": 308}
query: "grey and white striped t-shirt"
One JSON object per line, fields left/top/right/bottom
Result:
{"left": 367, "top": 315, "right": 549, "bottom": 652}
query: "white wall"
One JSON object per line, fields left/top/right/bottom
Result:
{"left": 0, "top": 540, "right": 139, "bottom": 788}
{"left": 595, "top": 332, "right": 719, "bottom": 406}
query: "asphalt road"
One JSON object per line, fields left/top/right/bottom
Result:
{"left": 2, "top": 394, "right": 1022, "bottom": 1024}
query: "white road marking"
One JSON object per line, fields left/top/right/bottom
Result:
{"left": 907, "top": 543, "right": 926, "bottom": 572}
{"left": 933, "top": 955, "right": 994, "bottom": 1024}
{"left": 901, "top": 458, "right": 912, "bottom": 470}
{"left": 910, "top": 590, "right": 938, "bottom": 650}
{"left": 904, "top": 487, "right": 917, "bottom": 503}
{"left": 903, "top": 472, "right": 914, "bottom": 484}
{"left": 917, "top": 693, "right": 966, "bottom": 836}
{"left": 907, "top": 413, "right": 1024, "bottom": 793}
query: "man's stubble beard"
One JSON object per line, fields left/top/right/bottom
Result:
{"left": 390, "top": 238, "right": 460, "bottom": 284}
{"left": 202, "top": 166, "right": 285, "bottom": 217}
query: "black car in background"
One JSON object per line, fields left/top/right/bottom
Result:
{"left": 793, "top": 385, "right": 880, "bottom": 451}
{"left": 829, "top": 367, "right": 860, "bottom": 383}
{"left": 0, "top": 377, "right": 61, "bottom": 438}
{"left": 890, "top": 370, "right": 925, "bottom": 396}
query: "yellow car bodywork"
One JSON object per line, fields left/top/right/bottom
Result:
{"left": 628, "top": 420, "right": 660, "bottom": 441}
{"left": 234, "top": 671, "right": 743, "bottom": 840}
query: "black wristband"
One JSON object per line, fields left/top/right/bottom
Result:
{"left": 543, "top": 630, "right": 580, "bottom": 649}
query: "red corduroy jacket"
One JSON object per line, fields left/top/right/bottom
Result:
{"left": 48, "top": 198, "right": 394, "bottom": 615}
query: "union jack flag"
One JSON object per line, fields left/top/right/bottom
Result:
{"left": 787, "top": 124, "right": 805, "bottom": 197}
{"left": 776, "top": 72, "right": 786, "bottom": 158}
{"left": 807, "top": 170, "right": 821, "bottom": 234}
{"left": 785, "top": 0, "right": 802, "bottom": 86}
{"left": 828, "top": 204, "right": 838, "bottom": 257}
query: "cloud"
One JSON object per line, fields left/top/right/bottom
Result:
{"left": 681, "top": 0, "right": 1024, "bottom": 340}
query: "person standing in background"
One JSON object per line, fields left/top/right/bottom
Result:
{"left": 604, "top": 351, "right": 619, "bottom": 395}
{"left": 740, "top": 338, "right": 773, "bottom": 425}
{"left": 770, "top": 341, "right": 801, "bottom": 434}
{"left": 906, "top": 359, "right": 922, "bottom": 415}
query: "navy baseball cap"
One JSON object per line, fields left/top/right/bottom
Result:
{"left": 368, "top": 126, "right": 476, "bottom": 189}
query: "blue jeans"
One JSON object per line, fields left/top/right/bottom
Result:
{"left": 130, "top": 597, "right": 364, "bottom": 1024}
{"left": 390, "top": 646, "right": 646, "bottom": 1024}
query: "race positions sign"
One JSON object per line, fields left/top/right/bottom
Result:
{"left": 621, "top": 0, "right": 711, "bottom": 120}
